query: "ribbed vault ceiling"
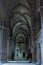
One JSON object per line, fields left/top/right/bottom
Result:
{"left": 9, "top": 0, "right": 31, "bottom": 44}
{"left": 0, "top": 0, "right": 36, "bottom": 44}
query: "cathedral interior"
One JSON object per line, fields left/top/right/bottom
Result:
{"left": 0, "top": 0, "right": 43, "bottom": 65}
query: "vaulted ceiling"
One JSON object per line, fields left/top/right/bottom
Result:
{"left": 0, "top": 0, "right": 36, "bottom": 27}
{"left": 0, "top": 0, "right": 36, "bottom": 44}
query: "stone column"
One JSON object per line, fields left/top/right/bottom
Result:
{"left": 0, "top": 29, "right": 3, "bottom": 62}
{"left": 31, "top": 27, "right": 35, "bottom": 62}
{"left": 8, "top": 38, "right": 12, "bottom": 60}
{"left": 1, "top": 29, "right": 9, "bottom": 63}
{"left": 40, "top": 9, "right": 43, "bottom": 64}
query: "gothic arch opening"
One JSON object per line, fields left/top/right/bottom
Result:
{"left": 0, "top": 0, "right": 42, "bottom": 64}
{"left": 6, "top": 0, "right": 35, "bottom": 62}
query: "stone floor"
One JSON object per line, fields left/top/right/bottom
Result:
{"left": 0, "top": 62, "right": 36, "bottom": 65}
{"left": 0, "top": 62, "right": 42, "bottom": 65}
{"left": 0, "top": 60, "right": 42, "bottom": 65}
{"left": 2, "top": 63, "right": 36, "bottom": 65}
